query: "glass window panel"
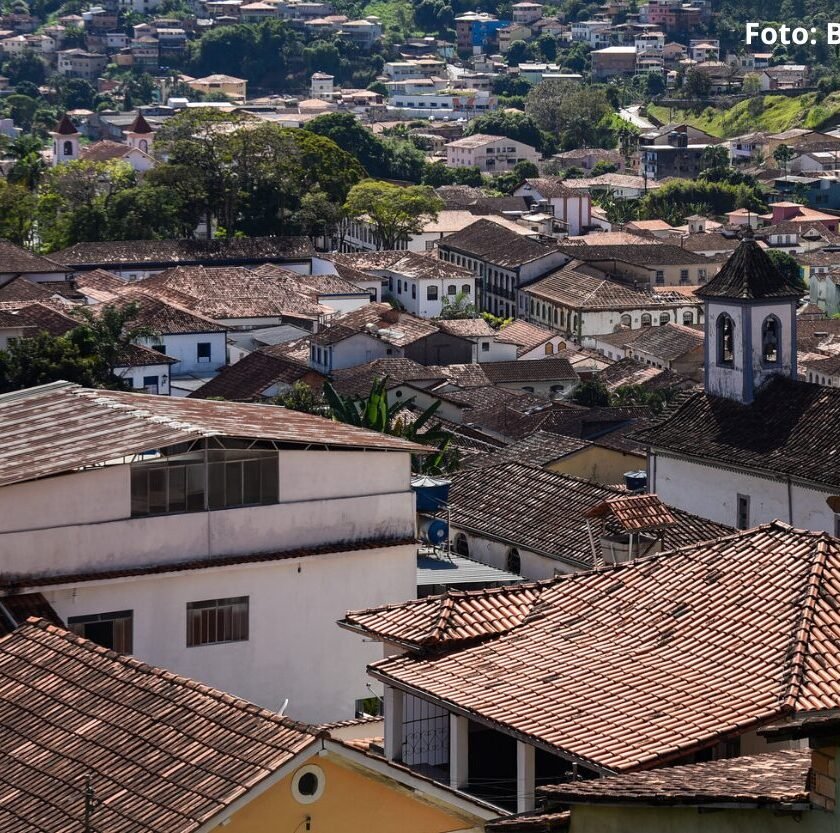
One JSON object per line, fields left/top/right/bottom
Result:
{"left": 186, "top": 463, "right": 205, "bottom": 511}
{"left": 261, "top": 457, "right": 279, "bottom": 504}
{"left": 225, "top": 461, "right": 243, "bottom": 507}
{"left": 168, "top": 465, "right": 186, "bottom": 513}
{"left": 243, "top": 459, "right": 261, "bottom": 505}
{"left": 148, "top": 467, "right": 167, "bottom": 515}
{"left": 131, "top": 468, "right": 149, "bottom": 516}
{"left": 208, "top": 461, "right": 225, "bottom": 510}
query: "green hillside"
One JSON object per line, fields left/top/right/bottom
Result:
{"left": 647, "top": 93, "right": 840, "bottom": 138}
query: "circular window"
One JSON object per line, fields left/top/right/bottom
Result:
{"left": 292, "top": 764, "right": 325, "bottom": 804}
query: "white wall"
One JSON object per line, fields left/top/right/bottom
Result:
{"left": 42, "top": 543, "right": 417, "bottom": 722}
{"left": 0, "top": 449, "right": 416, "bottom": 576}
{"left": 450, "top": 527, "right": 580, "bottom": 580}
{"left": 651, "top": 452, "right": 837, "bottom": 533}
{"left": 0, "top": 466, "right": 129, "bottom": 533}
{"left": 113, "top": 362, "right": 173, "bottom": 395}
{"left": 138, "top": 332, "right": 227, "bottom": 376}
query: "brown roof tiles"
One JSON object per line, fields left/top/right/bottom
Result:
{"left": 539, "top": 750, "right": 812, "bottom": 806}
{"left": 0, "top": 619, "right": 317, "bottom": 833}
{"left": 367, "top": 522, "right": 840, "bottom": 773}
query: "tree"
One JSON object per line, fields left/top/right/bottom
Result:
{"left": 505, "top": 40, "right": 531, "bottom": 66}
{"left": 69, "top": 301, "right": 157, "bottom": 378}
{"left": 766, "top": 250, "right": 804, "bottom": 290}
{"left": 572, "top": 379, "right": 610, "bottom": 407}
{"left": 344, "top": 181, "right": 443, "bottom": 250}
{"left": 701, "top": 144, "right": 730, "bottom": 171}
{"left": 6, "top": 134, "right": 46, "bottom": 190}
{"left": 323, "top": 376, "right": 457, "bottom": 474}
{"left": 683, "top": 68, "right": 712, "bottom": 98}
{"left": 305, "top": 112, "right": 387, "bottom": 177}
{"left": 591, "top": 160, "right": 619, "bottom": 175}
{"left": 440, "top": 292, "right": 476, "bottom": 319}
{"left": 743, "top": 73, "right": 761, "bottom": 95}
{"left": 275, "top": 380, "right": 328, "bottom": 415}
{"left": 0, "top": 332, "right": 100, "bottom": 393}
{"left": 0, "top": 180, "right": 37, "bottom": 245}
{"left": 464, "top": 110, "right": 549, "bottom": 154}
{"left": 59, "top": 78, "right": 96, "bottom": 110}
{"left": 773, "top": 143, "right": 795, "bottom": 177}
{"left": 526, "top": 80, "right": 612, "bottom": 149}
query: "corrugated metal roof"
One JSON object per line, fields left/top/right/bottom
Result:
{"left": 0, "top": 381, "right": 424, "bottom": 488}
{"left": 417, "top": 550, "right": 525, "bottom": 587}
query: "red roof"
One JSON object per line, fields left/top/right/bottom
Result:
{"left": 127, "top": 111, "right": 154, "bottom": 134}
{"left": 364, "top": 522, "right": 840, "bottom": 773}
{"left": 54, "top": 113, "right": 78, "bottom": 135}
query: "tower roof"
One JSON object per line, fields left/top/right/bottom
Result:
{"left": 694, "top": 238, "right": 801, "bottom": 301}
{"left": 127, "top": 111, "right": 154, "bottom": 135}
{"left": 53, "top": 113, "right": 78, "bottom": 136}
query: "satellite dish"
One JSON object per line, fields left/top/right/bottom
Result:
{"left": 826, "top": 496, "right": 840, "bottom": 512}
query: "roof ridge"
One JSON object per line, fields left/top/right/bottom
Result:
{"left": 429, "top": 593, "right": 457, "bottom": 643}
{"left": 783, "top": 533, "right": 835, "bottom": 708}
{"left": 18, "top": 618, "right": 322, "bottom": 736}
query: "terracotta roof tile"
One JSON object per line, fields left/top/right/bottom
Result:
{"left": 481, "top": 357, "right": 578, "bottom": 383}
{"left": 539, "top": 750, "right": 811, "bottom": 806}
{"left": 312, "top": 303, "right": 438, "bottom": 348}
{"left": 0, "top": 381, "right": 424, "bottom": 488}
{"left": 330, "top": 358, "right": 445, "bottom": 398}
{"left": 0, "top": 619, "right": 317, "bottom": 833}
{"left": 0, "top": 241, "right": 67, "bottom": 276}
{"left": 495, "top": 320, "right": 559, "bottom": 356}
{"left": 189, "top": 346, "right": 321, "bottom": 401}
{"left": 111, "top": 289, "right": 227, "bottom": 334}
{"left": 440, "top": 219, "right": 561, "bottom": 269}
{"left": 696, "top": 238, "right": 801, "bottom": 300}
{"left": 632, "top": 376, "right": 840, "bottom": 488}
{"left": 367, "top": 522, "right": 840, "bottom": 772}
{"left": 53, "top": 236, "right": 313, "bottom": 268}
{"left": 342, "top": 582, "right": 544, "bottom": 649}
{"left": 446, "top": 462, "right": 731, "bottom": 565}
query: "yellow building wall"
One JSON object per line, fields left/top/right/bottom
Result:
{"left": 548, "top": 446, "right": 645, "bottom": 485}
{"left": 224, "top": 755, "right": 480, "bottom": 833}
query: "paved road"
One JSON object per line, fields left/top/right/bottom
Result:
{"left": 619, "top": 105, "right": 655, "bottom": 130}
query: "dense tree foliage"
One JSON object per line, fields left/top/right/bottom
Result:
{"left": 343, "top": 180, "right": 443, "bottom": 250}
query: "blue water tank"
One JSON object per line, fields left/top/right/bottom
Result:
{"left": 411, "top": 476, "right": 451, "bottom": 511}
{"left": 419, "top": 516, "right": 449, "bottom": 545}
{"left": 624, "top": 470, "right": 648, "bottom": 492}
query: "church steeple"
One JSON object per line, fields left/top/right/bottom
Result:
{"left": 696, "top": 235, "right": 801, "bottom": 404}
{"left": 50, "top": 113, "right": 80, "bottom": 166}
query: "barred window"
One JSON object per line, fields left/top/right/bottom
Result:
{"left": 187, "top": 597, "right": 249, "bottom": 647}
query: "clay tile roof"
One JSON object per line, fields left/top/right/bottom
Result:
{"left": 112, "top": 289, "right": 227, "bottom": 334}
{"left": 525, "top": 267, "right": 696, "bottom": 312}
{"left": 127, "top": 111, "right": 154, "bottom": 134}
{"left": 54, "top": 112, "right": 78, "bottom": 135}
{"left": 189, "top": 345, "right": 321, "bottom": 401}
{"left": 0, "top": 619, "right": 317, "bottom": 833}
{"left": 584, "top": 493, "right": 677, "bottom": 532}
{"left": 488, "top": 430, "right": 589, "bottom": 466}
{"left": 481, "top": 357, "right": 578, "bottom": 383}
{"left": 486, "top": 812, "right": 570, "bottom": 832}
{"left": 0, "top": 381, "right": 425, "bottom": 488}
{"left": 0, "top": 276, "right": 57, "bottom": 303}
{"left": 74, "top": 268, "right": 125, "bottom": 300}
{"left": 520, "top": 177, "right": 578, "bottom": 198}
{"left": 341, "top": 582, "right": 544, "bottom": 649}
{"left": 632, "top": 376, "right": 840, "bottom": 489}
{"left": 7, "top": 301, "right": 78, "bottom": 335}
{"left": 695, "top": 238, "right": 802, "bottom": 300}
{"left": 0, "top": 241, "right": 67, "bottom": 275}
{"left": 312, "top": 303, "right": 438, "bottom": 348}
{"left": 445, "top": 462, "right": 730, "bottom": 565}
{"left": 539, "top": 749, "right": 812, "bottom": 806}
{"left": 495, "top": 320, "right": 558, "bottom": 356}
{"left": 79, "top": 139, "right": 133, "bottom": 162}
{"left": 131, "top": 265, "right": 325, "bottom": 320}
{"left": 52, "top": 237, "right": 314, "bottom": 268}
{"left": 330, "top": 358, "right": 445, "bottom": 398}
{"left": 367, "top": 522, "right": 840, "bottom": 773}
{"left": 624, "top": 322, "right": 704, "bottom": 361}
{"left": 440, "top": 219, "right": 561, "bottom": 269}
{"left": 115, "top": 342, "right": 178, "bottom": 367}
{"left": 0, "top": 593, "right": 62, "bottom": 636}
{"left": 436, "top": 318, "right": 496, "bottom": 338}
